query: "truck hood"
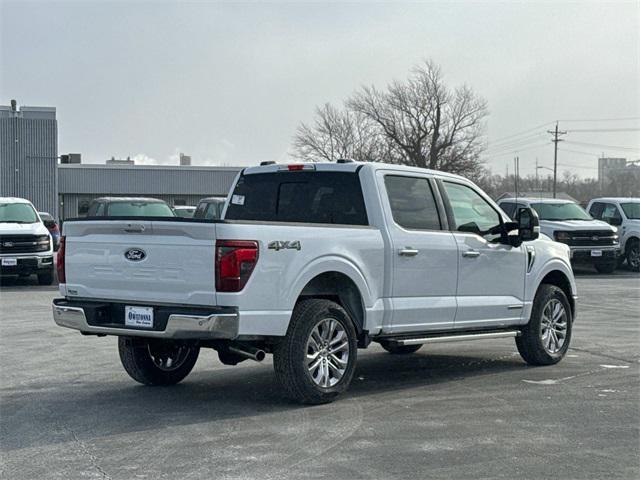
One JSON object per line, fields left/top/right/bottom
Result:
{"left": 0, "top": 222, "right": 49, "bottom": 236}
{"left": 539, "top": 219, "right": 615, "bottom": 232}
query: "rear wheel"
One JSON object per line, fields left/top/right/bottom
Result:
{"left": 626, "top": 240, "right": 640, "bottom": 272}
{"left": 273, "top": 299, "right": 358, "bottom": 404}
{"left": 380, "top": 342, "right": 422, "bottom": 354}
{"left": 118, "top": 337, "right": 199, "bottom": 385}
{"left": 516, "top": 284, "right": 572, "bottom": 366}
{"left": 594, "top": 261, "right": 616, "bottom": 274}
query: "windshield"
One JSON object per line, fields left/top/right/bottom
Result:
{"left": 531, "top": 202, "right": 592, "bottom": 221}
{"left": 174, "top": 207, "right": 195, "bottom": 218}
{"left": 0, "top": 202, "right": 39, "bottom": 223}
{"left": 106, "top": 202, "right": 175, "bottom": 217}
{"left": 621, "top": 202, "right": 640, "bottom": 219}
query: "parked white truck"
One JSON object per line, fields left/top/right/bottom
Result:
{"left": 53, "top": 162, "right": 577, "bottom": 404}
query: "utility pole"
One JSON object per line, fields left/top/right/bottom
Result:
{"left": 547, "top": 122, "right": 567, "bottom": 198}
{"left": 535, "top": 158, "right": 539, "bottom": 190}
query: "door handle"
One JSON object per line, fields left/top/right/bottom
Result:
{"left": 399, "top": 247, "right": 419, "bottom": 257}
{"left": 462, "top": 250, "right": 480, "bottom": 258}
{"left": 124, "top": 224, "right": 146, "bottom": 233}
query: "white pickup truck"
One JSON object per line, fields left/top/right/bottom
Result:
{"left": 53, "top": 161, "right": 577, "bottom": 404}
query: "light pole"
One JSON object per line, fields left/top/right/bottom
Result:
{"left": 536, "top": 165, "right": 554, "bottom": 196}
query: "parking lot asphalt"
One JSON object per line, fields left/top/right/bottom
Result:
{"left": 1, "top": 268, "right": 638, "bottom": 480}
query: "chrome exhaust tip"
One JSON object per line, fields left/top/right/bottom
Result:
{"left": 228, "top": 344, "right": 266, "bottom": 362}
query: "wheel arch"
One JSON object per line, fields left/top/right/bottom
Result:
{"left": 294, "top": 271, "right": 367, "bottom": 335}
{"left": 537, "top": 269, "right": 575, "bottom": 319}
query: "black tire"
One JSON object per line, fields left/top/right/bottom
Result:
{"left": 118, "top": 337, "right": 199, "bottom": 386}
{"left": 380, "top": 342, "right": 422, "bottom": 355}
{"left": 516, "top": 284, "right": 572, "bottom": 366}
{"left": 594, "top": 261, "right": 616, "bottom": 274}
{"left": 626, "top": 240, "right": 640, "bottom": 272}
{"left": 37, "top": 270, "right": 54, "bottom": 285}
{"left": 273, "top": 299, "right": 358, "bottom": 405}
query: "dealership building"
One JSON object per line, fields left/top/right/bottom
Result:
{"left": 1, "top": 101, "right": 241, "bottom": 220}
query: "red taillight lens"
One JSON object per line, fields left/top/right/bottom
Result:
{"left": 215, "top": 240, "right": 258, "bottom": 292}
{"left": 56, "top": 236, "right": 66, "bottom": 283}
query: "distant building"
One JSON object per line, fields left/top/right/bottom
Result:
{"left": 106, "top": 156, "right": 134, "bottom": 165}
{"left": 179, "top": 153, "right": 191, "bottom": 166}
{"left": 0, "top": 100, "right": 58, "bottom": 216}
{"left": 598, "top": 157, "right": 627, "bottom": 189}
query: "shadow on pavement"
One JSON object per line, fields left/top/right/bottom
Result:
{"left": 2, "top": 351, "right": 528, "bottom": 451}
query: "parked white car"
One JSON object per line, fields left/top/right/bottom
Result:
{"left": 0, "top": 197, "right": 55, "bottom": 285}
{"left": 497, "top": 197, "right": 620, "bottom": 273}
{"left": 53, "top": 162, "right": 577, "bottom": 404}
{"left": 586, "top": 197, "right": 640, "bottom": 271}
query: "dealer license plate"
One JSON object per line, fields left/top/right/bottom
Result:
{"left": 591, "top": 250, "right": 603, "bottom": 257}
{"left": 1, "top": 258, "right": 18, "bottom": 266}
{"left": 125, "top": 306, "right": 154, "bottom": 328}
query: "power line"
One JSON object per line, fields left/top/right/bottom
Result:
{"left": 564, "top": 140, "right": 640, "bottom": 152}
{"left": 483, "top": 142, "right": 550, "bottom": 158}
{"left": 485, "top": 134, "right": 548, "bottom": 153}
{"left": 487, "top": 132, "right": 547, "bottom": 150}
{"left": 558, "top": 147, "right": 601, "bottom": 157}
{"left": 566, "top": 128, "right": 640, "bottom": 133}
{"left": 489, "top": 121, "right": 555, "bottom": 144}
{"left": 558, "top": 116, "right": 640, "bottom": 122}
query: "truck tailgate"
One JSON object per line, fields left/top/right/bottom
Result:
{"left": 62, "top": 220, "right": 217, "bottom": 306}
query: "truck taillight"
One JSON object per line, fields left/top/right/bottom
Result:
{"left": 56, "top": 236, "right": 66, "bottom": 283}
{"left": 215, "top": 240, "right": 258, "bottom": 292}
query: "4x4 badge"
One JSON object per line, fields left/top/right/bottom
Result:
{"left": 268, "top": 240, "right": 301, "bottom": 251}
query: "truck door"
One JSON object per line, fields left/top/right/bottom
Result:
{"left": 440, "top": 180, "right": 527, "bottom": 328}
{"left": 377, "top": 171, "right": 459, "bottom": 334}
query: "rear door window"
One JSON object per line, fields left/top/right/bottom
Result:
{"left": 384, "top": 175, "right": 441, "bottom": 230}
{"left": 225, "top": 171, "right": 368, "bottom": 225}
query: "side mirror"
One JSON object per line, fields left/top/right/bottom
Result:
{"left": 518, "top": 207, "right": 539, "bottom": 242}
{"left": 608, "top": 217, "right": 623, "bottom": 226}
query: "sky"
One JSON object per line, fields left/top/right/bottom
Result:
{"left": 1, "top": 0, "right": 638, "bottom": 178}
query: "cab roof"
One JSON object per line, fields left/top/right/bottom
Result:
{"left": 242, "top": 161, "right": 466, "bottom": 182}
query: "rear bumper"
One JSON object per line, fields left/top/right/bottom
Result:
{"left": 52, "top": 298, "right": 238, "bottom": 340}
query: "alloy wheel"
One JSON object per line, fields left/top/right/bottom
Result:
{"left": 306, "top": 318, "right": 350, "bottom": 388}
{"left": 540, "top": 299, "right": 568, "bottom": 354}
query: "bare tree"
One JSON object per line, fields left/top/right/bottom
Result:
{"left": 293, "top": 60, "right": 488, "bottom": 177}
{"left": 292, "top": 103, "right": 395, "bottom": 163}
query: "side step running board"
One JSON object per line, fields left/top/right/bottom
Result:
{"left": 391, "top": 330, "right": 520, "bottom": 346}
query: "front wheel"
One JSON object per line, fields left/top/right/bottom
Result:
{"left": 273, "top": 299, "right": 358, "bottom": 404}
{"left": 118, "top": 337, "right": 199, "bottom": 385}
{"left": 516, "top": 284, "right": 572, "bottom": 366}
{"left": 626, "top": 241, "right": 640, "bottom": 272}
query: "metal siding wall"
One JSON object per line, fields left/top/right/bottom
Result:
{"left": 0, "top": 116, "right": 58, "bottom": 217}
{"left": 58, "top": 167, "right": 240, "bottom": 196}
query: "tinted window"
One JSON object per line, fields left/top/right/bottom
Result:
{"left": 384, "top": 175, "right": 441, "bottom": 230}
{"left": 500, "top": 202, "right": 516, "bottom": 219}
{"left": 601, "top": 203, "right": 621, "bottom": 223}
{"left": 225, "top": 171, "right": 368, "bottom": 225}
{"left": 106, "top": 201, "right": 175, "bottom": 217}
{"left": 589, "top": 202, "right": 604, "bottom": 219}
{"left": 444, "top": 182, "right": 501, "bottom": 233}
{"left": 621, "top": 202, "right": 640, "bottom": 219}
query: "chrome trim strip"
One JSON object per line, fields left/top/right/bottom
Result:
{"left": 394, "top": 331, "right": 519, "bottom": 346}
{"left": 507, "top": 305, "right": 524, "bottom": 310}
{"left": 52, "top": 302, "right": 239, "bottom": 340}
